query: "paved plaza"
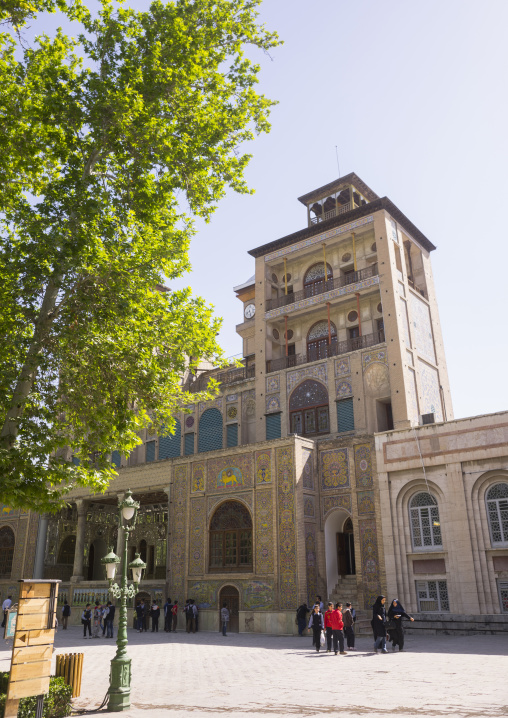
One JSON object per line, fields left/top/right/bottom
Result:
{"left": 1, "top": 628, "right": 507, "bottom": 717}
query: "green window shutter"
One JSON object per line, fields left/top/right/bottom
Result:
{"left": 159, "top": 420, "right": 181, "bottom": 459}
{"left": 198, "top": 408, "right": 223, "bottom": 453}
{"left": 337, "top": 398, "right": 355, "bottom": 432}
{"left": 266, "top": 413, "right": 281, "bottom": 440}
{"left": 184, "top": 433, "right": 195, "bottom": 456}
{"left": 226, "top": 423, "right": 238, "bottom": 448}
{"left": 72, "top": 456, "right": 80, "bottom": 466}
{"left": 146, "top": 440, "right": 156, "bottom": 462}
{"left": 111, "top": 451, "right": 121, "bottom": 468}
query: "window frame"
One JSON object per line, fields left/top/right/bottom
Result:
{"left": 416, "top": 579, "right": 450, "bottom": 612}
{"left": 486, "top": 483, "right": 508, "bottom": 547}
{"left": 209, "top": 528, "right": 253, "bottom": 572}
{"left": 409, "top": 492, "right": 443, "bottom": 551}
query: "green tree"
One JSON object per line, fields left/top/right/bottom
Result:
{"left": 0, "top": 0, "right": 279, "bottom": 510}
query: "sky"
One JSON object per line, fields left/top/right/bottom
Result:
{"left": 34, "top": 0, "right": 508, "bottom": 420}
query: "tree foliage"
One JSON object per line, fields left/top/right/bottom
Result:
{"left": 0, "top": 0, "right": 279, "bottom": 510}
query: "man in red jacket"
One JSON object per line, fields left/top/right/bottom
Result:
{"left": 330, "top": 602, "right": 347, "bottom": 655}
{"left": 324, "top": 602, "right": 335, "bottom": 652}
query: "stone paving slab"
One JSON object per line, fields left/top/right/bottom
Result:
{"left": 1, "top": 627, "right": 507, "bottom": 717}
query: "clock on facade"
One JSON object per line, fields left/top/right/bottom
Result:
{"left": 244, "top": 303, "right": 255, "bottom": 319}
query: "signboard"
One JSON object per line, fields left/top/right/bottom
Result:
{"left": 3, "top": 580, "right": 59, "bottom": 718}
{"left": 4, "top": 607, "right": 17, "bottom": 640}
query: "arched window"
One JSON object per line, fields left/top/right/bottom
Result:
{"left": 209, "top": 501, "right": 252, "bottom": 572}
{"left": 58, "top": 535, "right": 76, "bottom": 565}
{"left": 159, "top": 419, "right": 181, "bottom": 459}
{"left": 289, "top": 379, "right": 329, "bottom": 436}
{"left": 307, "top": 320, "right": 337, "bottom": 362}
{"left": 486, "top": 483, "right": 508, "bottom": 546}
{"left": 0, "top": 526, "right": 15, "bottom": 578}
{"left": 304, "top": 263, "right": 333, "bottom": 298}
{"left": 409, "top": 492, "right": 442, "bottom": 550}
{"left": 198, "top": 408, "right": 223, "bottom": 453}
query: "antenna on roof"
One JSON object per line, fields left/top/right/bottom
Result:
{"left": 335, "top": 146, "right": 341, "bottom": 178}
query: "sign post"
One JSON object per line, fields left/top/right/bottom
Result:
{"left": 3, "top": 580, "right": 60, "bottom": 718}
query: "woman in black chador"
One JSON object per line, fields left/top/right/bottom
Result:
{"left": 387, "top": 599, "right": 415, "bottom": 651}
{"left": 371, "top": 595, "right": 388, "bottom": 653}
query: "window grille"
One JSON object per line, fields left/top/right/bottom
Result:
{"left": 145, "top": 440, "right": 156, "bottom": 463}
{"left": 0, "top": 527, "right": 15, "bottom": 578}
{"left": 498, "top": 580, "right": 508, "bottom": 613}
{"left": 184, "top": 432, "right": 195, "bottom": 456}
{"left": 409, "top": 492, "right": 442, "bottom": 550}
{"left": 226, "top": 423, "right": 238, "bottom": 448}
{"left": 198, "top": 408, "right": 223, "bottom": 453}
{"left": 159, "top": 420, "right": 181, "bottom": 459}
{"left": 416, "top": 580, "right": 449, "bottom": 612}
{"left": 486, "top": 483, "right": 508, "bottom": 546}
{"left": 111, "top": 451, "right": 121, "bottom": 468}
{"left": 209, "top": 501, "right": 252, "bottom": 571}
{"left": 337, "top": 398, "right": 354, "bottom": 433}
{"left": 266, "top": 413, "right": 281, "bottom": 440}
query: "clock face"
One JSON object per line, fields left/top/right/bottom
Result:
{"left": 244, "top": 303, "right": 255, "bottom": 319}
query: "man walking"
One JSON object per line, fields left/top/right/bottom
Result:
{"left": 61, "top": 600, "right": 71, "bottom": 629}
{"left": 171, "top": 600, "right": 178, "bottom": 632}
{"left": 163, "top": 597, "right": 172, "bottom": 632}
{"left": 1, "top": 595, "right": 12, "bottom": 628}
{"left": 343, "top": 602, "right": 355, "bottom": 650}
{"left": 221, "top": 602, "right": 230, "bottom": 636}
{"left": 105, "top": 601, "right": 115, "bottom": 638}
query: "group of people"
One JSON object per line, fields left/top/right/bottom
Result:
{"left": 80, "top": 600, "right": 116, "bottom": 638}
{"left": 371, "top": 595, "right": 414, "bottom": 653}
{"left": 134, "top": 597, "right": 197, "bottom": 633}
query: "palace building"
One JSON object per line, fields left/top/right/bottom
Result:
{"left": 1, "top": 173, "right": 507, "bottom": 632}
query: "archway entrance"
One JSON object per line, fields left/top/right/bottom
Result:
{"left": 87, "top": 538, "right": 108, "bottom": 581}
{"left": 219, "top": 585, "right": 239, "bottom": 633}
{"left": 324, "top": 509, "right": 354, "bottom": 596}
{"left": 337, "top": 517, "right": 356, "bottom": 576}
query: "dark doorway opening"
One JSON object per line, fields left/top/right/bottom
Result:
{"left": 219, "top": 585, "right": 240, "bottom": 633}
{"left": 336, "top": 518, "right": 356, "bottom": 576}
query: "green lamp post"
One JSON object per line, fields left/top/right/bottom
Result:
{"left": 101, "top": 489, "right": 146, "bottom": 712}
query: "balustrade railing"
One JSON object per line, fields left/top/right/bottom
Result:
{"left": 266, "top": 263, "right": 378, "bottom": 312}
{"left": 266, "top": 330, "right": 385, "bottom": 373}
{"left": 310, "top": 202, "right": 353, "bottom": 224}
{"left": 187, "top": 364, "right": 255, "bottom": 393}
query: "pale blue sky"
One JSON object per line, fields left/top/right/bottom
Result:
{"left": 34, "top": 0, "right": 508, "bottom": 419}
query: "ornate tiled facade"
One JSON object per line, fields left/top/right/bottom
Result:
{"left": 354, "top": 444, "right": 373, "bottom": 488}
{"left": 359, "top": 518, "right": 381, "bottom": 609}
{"left": 357, "top": 491, "right": 375, "bottom": 515}
{"left": 169, "top": 464, "right": 188, "bottom": 601}
{"left": 336, "top": 379, "right": 353, "bottom": 398}
{"left": 265, "top": 394, "right": 281, "bottom": 413}
{"left": 255, "top": 450, "right": 272, "bottom": 484}
{"left": 191, "top": 462, "right": 205, "bottom": 492}
{"left": 320, "top": 448, "right": 350, "bottom": 490}
{"left": 266, "top": 375, "right": 280, "bottom": 393}
{"left": 189, "top": 497, "right": 205, "bottom": 575}
{"left": 305, "top": 524, "right": 317, "bottom": 606}
{"left": 276, "top": 446, "right": 298, "bottom": 610}
{"left": 302, "top": 447, "right": 314, "bottom": 489}
{"left": 335, "top": 357, "right": 351, "bottom": 376}
{"left": 207, "top": 453, "right": 253, "bottom": 492}
{"left": 287, "top": 363, "right": 327, "bottom": 395}
{"left": 323, "top": 494, "right": 352, "bottom": 520}
{"left": 199, "top": 396, "right": 223, "bottom": 415}
{"left": 255, "top": 490, "right": 274, "bottom": 574}
{"left": 362, "top": 349, "right": 387, "bottom": 370}
{"left": 303, "top": 496, "right": 315, "bottom": 518}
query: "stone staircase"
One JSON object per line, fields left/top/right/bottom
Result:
{"left": 328, "top": 576, "right": 371, "bottom": 635}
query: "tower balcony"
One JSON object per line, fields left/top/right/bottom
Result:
{"left": 265, "top": 329, "right": 385, "bottom": 373}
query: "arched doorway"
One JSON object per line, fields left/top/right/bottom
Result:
{"left": 340, "top": 518, "right": 356, "bottom": 576}
{"left": 209, "top": 501, "right": 252, "bottom": 572}
{"left": 289, "top": 379, "right": 329, "bottom": 436}
{"left": 219, "top": 585, "right": 239, "bottom": 633}
{"left": 307, "top": 320, "right": 337, "bottom": 362}
{"left": 0, "top": 526, "right": 15, "bottom": 578}
{"left": 324, "top": 509, "right": 355, "bottom": 595}
{"left": 87, "top": 538, "right": 108, "bottom": 581}
{"left": 304, "top": 263, "right": 333, "bottom": 298}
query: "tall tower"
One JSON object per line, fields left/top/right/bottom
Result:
{"left": 236, "top": 172, "right": 452, "bottom": 442}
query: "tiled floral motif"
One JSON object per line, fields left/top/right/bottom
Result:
{"left": 287, "top": 363, "right": 327, "bottom": 395}
{"left": 354, "top": 443, "right": 373, "bottom": 488}
{"left": 305, "top": 524, "right": 317, "bottom": 607}
{"left": 191, "top": 462, "right": 205, "bottom": 492}
{"left": 409, "top": 293, "right": 436, "bottom": 364}
{"left": 336, "top": 380, "right": 352, "bottom": 398}
{"left": 207, "top": 492, "right": 253, "bottom": 519}
{"left": 302, "top": 448, "right": 314, "bottom": 490}
{"left": 244, "top": 580, "right": 275, "bottom": 610}
{"left": 265, "top": 394, "right": 281, "bottom": 413}
{"left": 267, "top": 276, "right": 379, "bottom": 319}
{"left": 199, "top": 396, "right": 223, "bottom": 415}
{"left": 169, "top": 465, "right": 188, "bottom": 601}
{"left": 226, "top": 394, "right": 238, "bottom": 403}
{"left": 323, "top": 494, "right": 352, "bottom": 519}
{"left": 266, "top": 375, "right": 280, "bottom": 393}
{"left": 335, "top": 357, "right": 351, "bottom": 376}
{"left": 304, "top": 496, "right": 315, "bottom": 518}
{"left": 189, "top": 497, "right": 205, "bottom": 575}
{"left": 207, "top": 453, "right": 253, "bottom": 492}
{"left": 187, "top": 580, "right": 222, "bottom": 609}
{"left": 417, "top": 359, "right": 443, "bottom": 422}
{"left": 357, "top": 491, "right": 375, "bottom": 515}
{"left": 276, "top": 446, "right": 298, "bottom": 610}
{"left": 256, "top": 450, "right": 272, "bottom": 484}
{"left": 362, "top": 350, "right": 387, "bottom": 370}
{"left": 255, "top": 490, "right": 274, "bottom": 573}
{"left": 320, "top": 448, "right": 350, "bottom": 490}
{"left": 264, "top": 215, "right": 374, "bottom": 262}
{"left": 227, "top": 405, "right": 238, "bottom": 420}
{"left": 359, "top": 518, "right": 381, "bottom": 609}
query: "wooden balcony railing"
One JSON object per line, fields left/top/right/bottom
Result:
{"left": 266, "top": 263, "right": 378, "bottom": 312}
{"left": 186, "top": 364, "right": 255, "bottom": 393}
{"left": 310, "top": 202, "right": 353, "bottom": 224}
{"left": 266, "top": 330, "right": 385, "bottom": 373}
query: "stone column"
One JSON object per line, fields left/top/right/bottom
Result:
{"left": 71, "top": 499, "right": 89, "bottom": 582}
{"left": 164, "top": 485, "right": 171, "bottom": 588}
{"left": 32, "top": 515, "right": 49, "bottom": 579}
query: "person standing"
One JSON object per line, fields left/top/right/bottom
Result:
{"left": 192, "top": 600, "right": 199, "bottom": 632}
{"left": 82, "top": 604, "right": 92, "bottom": 638}
{"left": 315, "top": 595, "right": 324, "bottom": 613}
{"left": 387, "top": 599, "right": 415, "bottom": 651}
{"left": 296, "top": 603, "right": 309, "bottom": 637}
{"left": 163, "top": 598, "right": 172, "bottom": 632}
{"left": 371, "top": 595, "right": 388, "bottom": 653}
{"left": 343, "top": 602, "right": 355, "bottom": 650}
{"left": 185, "top": 600, "right": 195, "bottom": 633}
{"left": 324, "top": 602, "right": 334, "bottom": 652}
{"left": 135, "top": 601, "right": 144, "bottom": 632}
{"left": 105, "top": 601, "right": 115, "bottom": 638}
{"left": 307, "top": 604, "right": 324, "bottom": 652}
{"left": 151, "top": 601, "right": 160, "bottom": 632}
{"left": 331, "top": 603, "right": 347, "bottom": 655}
{"left": 171, "top": 600, "right": 178, "bottom": 632}
{"left": 1, "top": 595, "right": 12, "bottom": 628}
{"left": 101, "top": 603, "right": 109, "bottom": 636}
{"left": 61, "top": 600, "right": 71, "bottom": 630}
{"left": 92, "top": 600, "right": 101, "bottom": 638}
{"left": 221, "top": 602, "right": 230, "bottom": 636}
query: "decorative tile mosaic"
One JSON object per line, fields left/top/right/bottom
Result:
{"left": 302, "top": 447, "right": 314, "bottom": 490}
{"left": 265, "top": 394, "right": 281, "bottom": 413}
{"left": 266, "top": 375, "right": 280, "bottom": 393}
{"left": 336, "top": 379, "right": 352, "bottom": 398}
{"left": 191, "top": 462, "right": 205, "bottom": 492}
{"left": 303, "top": 496, "right": 315, "bottom": 518}
{"left": 287, "top": 363, "right": 327, "bottom": 395}
{"left": 407, "top": 366, "right": 419, "bottom": 424}
{"left": 206, "top": 492, "right": 253, "bottom": 518}
{"left": 199, "top": 396, "right": 223, "bottom": 415}
{"left": 409, "top": 293, "right": 436, "bottom": 364}
{"left": 227, "top": 405, "right": 238, "bottom": 420}
{"left": 359, "top": 518, "right": 381, "bottom": 610}
{"left": 256, "top": 450, "right": 272, "bottom": 484}
{"left": 266, "top": 275, "right": 379, "bottom": 319}
{"left": 323, "top": 494, "right": 352, "bottom": 519}
{"left": 354, "top": 444, "right": 373, "bottom": 488}
{"left": 185, "top": 415, "right": 195, "bottom": 429}
{"left": 417, "top": 359, "right": 443, "bottom": 422}
{"left": 207, "top": 453, "right": 253, "bottom": 492}
{"left": 335, "top": 357, "right": 351, "bottom": 376}
{"left": 305, "top": 524, "right": 318, "bottom": 607}
{"left": 276, "top": 446, "right": 298, "bottom": 610}
{"left": 244, "top": 580, "right": 275, "bottom": 610}
{"left": 320, "top": 448, "right": 350, "bottom": 490}
{"left": 187, "top": 580, "right": 222, "bottom": 609}
{"left": 189, "top": 497, "right": 205, "bottom": 575}
{"left": 264, "top": 215, "right": 374, "bottom": 262}
{"left": 169, "top": 464, "right": 188, "bottom": 602}
{"left": 357, "top": 491, "right": 375, "bottom": 515}
{"left": 0, "top": 505, "right": 18, "bottom": 517}
{"left": 399, "top": 297, "right": 412, "bottom": 348}
{"left": 255, "top": 490, "right": 274, "bottom": 573}
{"left": 226, "top": 394, "right": 238, "bottom": 402}
{"left": 362, "top": 350, "right": 387, "bottom": 370}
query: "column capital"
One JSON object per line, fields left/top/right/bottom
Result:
{"left": 75, "top": 498, "right": 89, "bottom": 516}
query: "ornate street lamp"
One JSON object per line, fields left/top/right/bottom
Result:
{"left": 101, "top": 489, "right": 146, "bottom": 712}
